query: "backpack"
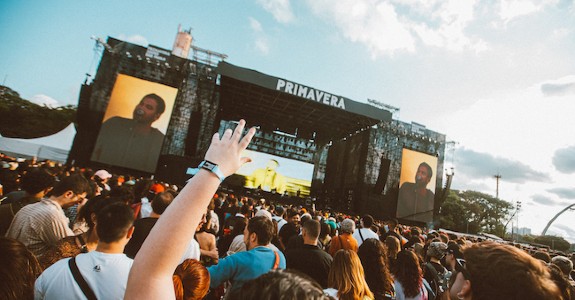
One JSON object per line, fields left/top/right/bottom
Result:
{"left": 425, "top": 262, "right": 451, "bottom": 300}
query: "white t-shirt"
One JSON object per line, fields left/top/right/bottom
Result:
{"left": 140, "top": 198, "right": 152, "bottom": 218}
{"left": 227, "top": 234, "right": 247, "bottom": 256}
{"left": 352, "top": 228, "right": 379, "bottom": 247}
{"left": 35, "top": 251, "right": 133, "bottom": 300}
{"left": 180, "top": 238, "right": 201, "bottom": 264}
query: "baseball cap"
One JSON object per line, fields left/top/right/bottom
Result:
{"left": 94, "top": 170, "right": 112, "bottom": 180}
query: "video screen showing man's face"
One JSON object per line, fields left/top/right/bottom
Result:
{"left": 90, "top": 74, "right": 177, "bottom": 173}
{"left": 397, "top": 149, "right": 438, "bottom": 223}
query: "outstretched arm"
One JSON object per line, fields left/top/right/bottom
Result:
{"left": 125, "top": 120, "right": 255, "bottom": 300}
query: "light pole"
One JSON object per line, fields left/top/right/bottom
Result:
{"left": 516, "top": 201, "right": 521, "bottom": 240}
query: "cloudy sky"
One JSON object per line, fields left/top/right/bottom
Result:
{"left": 1, "top": 0, "right": 574, "bottom": 242}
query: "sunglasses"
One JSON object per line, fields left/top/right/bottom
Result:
{"left": 455, "top": 258, "right": 470, "bottom": 279}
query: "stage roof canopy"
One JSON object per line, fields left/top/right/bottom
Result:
{"left": 217, "top": 62, "right": 392, "bottom": 143}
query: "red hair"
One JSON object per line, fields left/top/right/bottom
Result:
{"left": 172, "top": 259, "right": 210, "bottom": 300}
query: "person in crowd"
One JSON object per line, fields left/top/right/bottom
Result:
{"left": 357, "top": 238, "right": 395, "bottom": 300}
{"left": 319, "top": 221, "right": 333, "bottom": 251}
{"left": 207, "top": 198, "right": 220, "bottom": 235}
{"left": 172, "top": 259, "right": 210, "bottom": 300}
{"left": 272, "top": 205, "right": 287, "bottom": 233}
{"left": 453, "top": 241, "right": 562, "bottom": 300}
{"left": 124, "top": 191, "right": 175, "bottom": 258}
{"left": 382, "top": 218, "right": 404, "bottom": 244}
{"left": 445, "top": 243, "right": 464, "bottom": 272}
{"left": 0, "top": 237, "right": 43, "bottom": 300}
{"left": 229, "top": 269, "right": 331, "bottom": 300}
{"left": 217, "top": 216, "right": 247, "bottom": 257}
{"left": 423, "top": 242, "right": 449, "bottom": 299}
{"left": 552, "top": 255, "right": 575, "bottom": 287}
{"left": 195, "top": 211, "right": 219, "bottom": 266}
{"left": 533, "top": 250, "right": 552, "bottom": 263}
{"left": 93, "top": 169, "right": 112, "bottom": 193}
{"left": 278, "top": 207, "right": 301, "bottom": 250}
{"left": 285, "top": 219, "right": 333, "bottom": 288}
{"left": 329, "top": 218, "right": 358, "bottom": 257}
{"left": 324, "top": 249, "right": 374, "bottom": 300}
{"left": 385, "top": 236, "right": 401, "bottom": 271}
{"left": 131, "top": 179, "right": 153, "bottom": 218}
{"left": 353, "top": 215, "right": 379, "bottom": 247}
{"left": 91, "top": 94, "right": 166, "bottom": 172}
{"left": 35, "top": 203, "right": 135, "bottom": 299}
{"left": 547, "top": 264, "right": 575, "bottom": 300}
{"left": 0, "top": 169, "right": 55, "bottom": 236}
{"left": 393, "top": 250, "right": 429, "bottom": 300}
{"left": 207, "top": 215, "right": 286, "bottom": 294}
{"left": 38, "top": 195, "right": 113, "bottom": 270}
{"left": 6, "top": 174, "right": 90, "bottom": 257}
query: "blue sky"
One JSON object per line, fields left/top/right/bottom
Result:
{"left": 2, "top": 0, "right": 575, "bottom": 242}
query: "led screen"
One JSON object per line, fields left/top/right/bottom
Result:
{"left": 234, "top": 149, "right": 314, "bottom": 197}
{"left": 91, "top": 74, "right": 177, "bottom": 173}
{"left": 397, "top": 148, "right": 438, "bottom": 223}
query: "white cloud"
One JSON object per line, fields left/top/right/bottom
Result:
{"left": 306, "top": 0, "right": 487, "bottom": 58}
{"left": 30, "top": 94, "right": 59, "bottom": 107}
{"left": 499, "top": 0, "right": 542, "bottom": 24}
{"left": 257, "top": 0, "right": 295, "bottom": 23}
{"left": 249, "top": 17, "right": 270, "bottom": 55}
{"left": 117, "top": 34, "right": 148, "bottom": 46}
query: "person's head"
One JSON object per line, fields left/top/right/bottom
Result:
{"left": 275, "top": 205, "right": 285, "bottom": 217}
{"left": 229, "top": 269, "right": 330, "bottom": 300}
{"left": 357, "top": 238, "right": 394, "bottom": 296}
{"left": 532, "top": 251, "right": 551, "bottom": 263}
{"left": 551, "top": 255, "right": 573, "bottom": 278}
{"left": 20, "top": 169, "right": 55, "bottom": 197}
{"left": 446, "top": 243, "right": 464, "bottom": 268}
{"left": 340, "top": 218, "right": 355, "bottom": 234}
{"left": 548, "top": 264, "right": 574, "bottom": 300}
{"left": 94, "top": 169, "right": 112, "bottom": 183}
{"left": 393, "top": 250, "right": 423, "bottom": 298}
{"left": 456, "top": 241, "right": 562, "bottom": 300}
{"left": 244, "top": 216, "right": 275, "bottom": 250}
{"left": 385, "top": 235, "right": 401, "bottom": 258}
{"left": 286, "top": 208, "right": 301, "bottom": 226}
{"left": 172, "top": 259, "right": 210, "bottom": 300}
{"left": 427, "top": 242, "right": 448, "bottom": 261}
{"left": 387, "top": 218, "right": 398, "bottom": 230}
{"left": 328, "top": 249, "right": 374, "bottom": 300}
{"left": 0, "top": 237, "right": 42, "bottom": 300}
{"left": 151, "top": 191, "right": 175, "bottom": 215}
{"left": 75, "top": 195, "right": 110, "bottom": 232}
{"left": 361, "top": 214, "right": 374, "bottom": 228}
{"left": 133, "top": 93, "right": 166, "bottom": 125}
{"left": 49, "top": 174, "right": 91, "bottom": 208}
{"left": 96, "top": 203, "right": 135, "bottom": 244}
{"left": 302, "top": 219, "right": 320, "bottom": 244}
{"left": 265, "top": 159, "right": 279, "bottom": 171}
{"left": 415, "top": 162, "right": 433, "bottom": 187}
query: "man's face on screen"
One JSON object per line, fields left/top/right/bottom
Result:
{"left": 133, "top": 97, "right": 161, "bottom": 124}
{"left": 415, "top": 165, "right": 431, "bottom": 187}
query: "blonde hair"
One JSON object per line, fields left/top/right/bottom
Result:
{"left": 328, "top": 249, "right": 374, "bottom": 300}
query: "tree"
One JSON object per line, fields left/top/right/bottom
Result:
{"left": 439, "top": 190, "right": 514, "bottom": 236}
{"left": 534, "top": 235, "right": 571, "bottom": 252}
{"left": 0, "top": 85, "right": 76, "bottom": 138}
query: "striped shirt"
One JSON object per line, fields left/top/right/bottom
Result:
{"left": 6, "top": 198, "right": 74, "bottom": 257}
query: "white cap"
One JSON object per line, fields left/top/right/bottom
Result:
{"left": 94, "top": 169, "right": 112, "bottom": 179}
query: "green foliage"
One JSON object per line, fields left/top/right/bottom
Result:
{"left": 534, "top": 235, "right": 571, "bottom": 252}
{"left": 439, "top": 190, "right": 514, "bottom": 237}
{"left": 0, "top": 86, "right": 76, "bottom": 138}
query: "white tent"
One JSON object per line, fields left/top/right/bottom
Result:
{"left": 0, "top": 123, "right": 76, "bottom": 163}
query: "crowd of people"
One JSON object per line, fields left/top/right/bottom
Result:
{"left": 1, "top": 120, "right": 575, "bottom": 300}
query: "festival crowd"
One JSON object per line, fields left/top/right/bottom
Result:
{"left": 1, "top": 120, "right": 575, "bottom": 300}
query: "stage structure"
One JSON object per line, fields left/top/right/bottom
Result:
{"left": 70, "top": 28, "right": 446, "bottom": 222}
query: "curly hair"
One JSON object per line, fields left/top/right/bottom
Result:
{"left": 172, "top": 259, "right": 210, "bottom": 300}
{"left": 463, "top": 241, "right": 562, "bottom": 300}
{"left": 357, "top": 238, "right": 394, "bottom": 298}
{"left": 328, "top": 249, "right": 374, "bottom": 300}
{"left": 393, "top": 250, "right": 423, "bottom": 298}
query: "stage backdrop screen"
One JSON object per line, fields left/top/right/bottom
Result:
{"left": 397, "top": 148, "right": 438, "bottom": 223}
{"left": 91, "top": 74, "right": 178, "bottom": 173}
{"left": 233, "top": 149, "right": 314, "bottom": 197}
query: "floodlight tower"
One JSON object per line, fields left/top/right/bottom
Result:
{"left": 494, "top": 174, "right": 502, "bottom": 199}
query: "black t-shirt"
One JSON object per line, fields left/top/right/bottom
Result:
{"left": 285, "top": 244, "right": 333, "bottom": 288}
{"left": 124, "top": 217, "right": 158, "bottom": 258}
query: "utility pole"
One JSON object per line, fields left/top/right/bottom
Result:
{"left": 494, "top": 174, "right": 502, "bottom": 199}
